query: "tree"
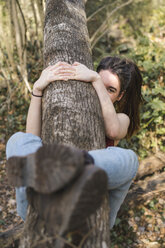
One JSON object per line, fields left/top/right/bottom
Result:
{"left": 42, "top": 0, "right": 106, "bottom": 149}
{"left": 15, "top": 0, "right": 110, "bottom": 247}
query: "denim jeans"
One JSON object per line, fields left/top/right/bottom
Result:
{"left": 6, "top": 132, "right": 139, "bottom": 229}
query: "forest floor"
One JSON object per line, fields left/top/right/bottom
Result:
{"left": 0, "top": 140, "right": 165, "bottom": 248}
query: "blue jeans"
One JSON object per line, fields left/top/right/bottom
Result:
{"left": 6, "top": 132, "right": 139, "bottom": 229}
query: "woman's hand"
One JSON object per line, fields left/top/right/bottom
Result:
{"left": 69, "top": 62, "right": 100, "bottom": 83}
{"left": 33, "top": 61, "right": 75, "bottom": 94}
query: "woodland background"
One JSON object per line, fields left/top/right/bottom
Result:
{"left": 0, "top": 0, "right": 164, "bottom": 247}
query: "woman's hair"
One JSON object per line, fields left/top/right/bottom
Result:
{"left": 97, "top": 56, "right": 143, "bottom": 138}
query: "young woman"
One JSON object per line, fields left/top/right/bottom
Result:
{"left": 6, "top": 56, "right": 143, "bottom": 229}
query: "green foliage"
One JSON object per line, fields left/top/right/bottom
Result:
{"left": 0, "top": 0, "right": 164, "bottom": 159}
{"left": 111, "top": 217, "right": 136, "bottom": 247}
{"left": 120, "top": 6, "right": 165, "bottom": 158}
{"left": 0, "top": 1, "right": 164, "bottom": 246}
{"left": 148, "top": 198, "right": 159, "bottom": 210}
{"left": 0, "top": 0, "right": 43, "bottom": 146}
{"left": 0, "top": 87, "right": 29, "bottom": 145}
{"left": 92, "top": 2, "right": 165, "bottom": 158}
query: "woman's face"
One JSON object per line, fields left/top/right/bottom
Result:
{"left": 99, "top": 70, "right": 123, "bottom": 103}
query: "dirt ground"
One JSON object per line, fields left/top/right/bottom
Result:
{"left": 0, "top": 153, "right": 165, "bottom": 248}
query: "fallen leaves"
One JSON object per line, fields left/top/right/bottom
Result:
{"left": 0, "top": 160, "right": 22, "bottom": 232}
{"left": 0, "top": 151, "right": 165, "bottom": 248}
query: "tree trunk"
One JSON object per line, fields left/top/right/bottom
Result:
{"left": 19, "top": 1, "right": 110, "bottom": 247}
{"left": 42, "top": 0, "right": 105, "bottom": 149}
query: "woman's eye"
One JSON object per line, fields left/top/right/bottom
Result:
{"left": 107, "top": 88, "right": 115, "bottom": 93}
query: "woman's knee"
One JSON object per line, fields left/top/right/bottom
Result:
{"left": 129, "top": 149, "right": 139, "bottom": 167}
{"left": 115, "top": 147, "right": 139, "bottom": 173}
{"left": 7, "top": 132, "right": 26, "bottom": 143}
{"left": 6, "top": 132, "right": 42, "bottom": 159}
{"left": 127, "top": 149, "right": 139, "bottom": 178}
{"left": 6, "top": 132, "right": 26, "bottom": 159}
{"left": 89, "top": 147, "right": 138, "bottom": 181}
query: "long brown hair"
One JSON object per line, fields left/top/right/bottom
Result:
{"left": 97, "top": 56, "right": 143, "bottom": 138}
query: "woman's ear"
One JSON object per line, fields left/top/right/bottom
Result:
{"left": 117, "top": 90, "right": 125, "bottom": 102}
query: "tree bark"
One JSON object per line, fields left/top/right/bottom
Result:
{"left": 135, "top": 151, "right": 165, "bottom": 180}
{"left": 122, "top": 152, "right": 165, "bottom": 206}
{"left": 19, "top": 1, "right": 110, "bottom": 247}
{"left": 42, "top": 0, "right": 105, "bottom": 149}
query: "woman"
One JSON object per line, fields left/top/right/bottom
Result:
{"left": 6, "top": 56, "right": 143, "bottom": 229}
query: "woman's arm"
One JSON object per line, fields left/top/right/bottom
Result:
{"left": 26, "top": 62, "right": 75, "bottom": 137}
{"left": 26, "top": 87, "right": 42, "bottom": 136}
{"left": 92, "top": 78, "right": 130, "bottom": 140}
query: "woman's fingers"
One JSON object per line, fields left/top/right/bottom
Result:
{"left": 51, "top": 66, "right": 76, "bottom": 75}
{"left": 47, "top": 61, "right": 80, "bottom": 72}
{"left": 52, "top": 65, "right": 76, "bottom": 76}
{"left": 49, "top": 70, "right": 75, "bottom": 80}
{"left": 45, "top": 61, "right": 78, "bottom": 82}
{"left": 72, "top": 61, "right": 80, "bottom": 66}
{"left": 51, "top": 75, "right": 75, "bottom": 81}
{"left": 57, "top": 70, "right": 76, "bottom": 75}
{"left": 49, "top": 61, "right": 71, "bottom": 70}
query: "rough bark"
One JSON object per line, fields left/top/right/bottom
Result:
{"left": 121, "top": 152, "right": 165, "bottom": 209}
{"left": 19, "top": 1, "right": 110, "bottom": 248}
{"left": 41, "top": 0, "right": 105, "bottom": 150}
{"left": 136, "top": 151, "right": 165, "bottom": 180}
{"left": 124, "top": 171, "right": 165, "bottom": 204}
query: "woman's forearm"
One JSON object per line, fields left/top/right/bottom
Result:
{"left": 26, "top": 88, "right": 42, "bottom": 137}
{"left": 92, "top": 78, "right": 128, "bottom": 139}
{"left": 92, "top": 79, "right": 120, "bottom": 138}
{"left": 26, "top": 62, "right": 78, "bottom": 137}
{"left": 25, "top": 62, "right": 77, "bottom": 137}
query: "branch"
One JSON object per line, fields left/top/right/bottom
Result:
{"left": 0, "top": 223, "right": 23, "bottom": 248}
{"left": 87, "top": 0, "right": 120, "bottom": 22}
{"left": 36, "top": 0, "right": 45, "bottom": 31}
{"left": 90, "top": 0, "right": 133, "bottom": 48}
{"left": 31, "top": 233, "right": 78, "bottom": 248}
{"left": 17, "top": 65, "right": 32, "bottom": 93}
{"left": 91, "top": 19, "right": 116, "bottom": 49}
{"left": 124, "top": 171, "right": 165, "bottom": 204}
{"left": 16, "top": 0, "right": 27, "bottom": 38}
{"left": 30, "top": 0, "right": 38, "bottom": 36}
{"left": 90, "top": 19, "right": 107, "bottom": 45}
{"left": 78, "top": 225, "right": 97, "bottom": 248}
{"left": 136, "top": 151, "right": 165, "bottom": 180}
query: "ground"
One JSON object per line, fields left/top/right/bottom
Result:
{"left": 0, "top": 148, "right": 165, "bottom": 247}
